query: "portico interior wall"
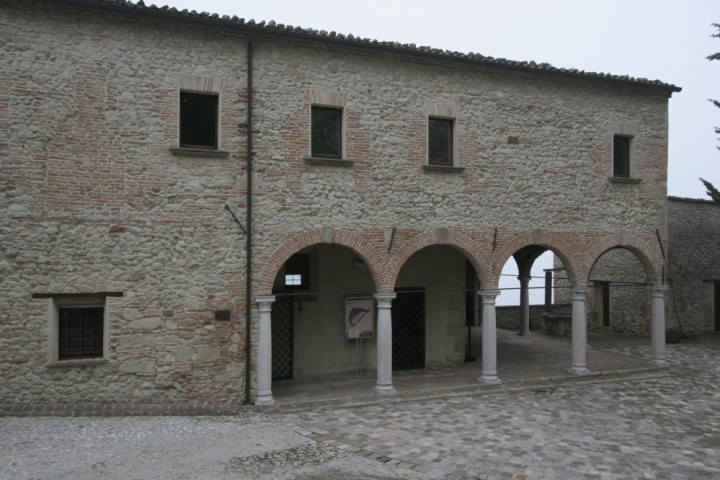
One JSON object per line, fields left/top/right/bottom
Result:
{"left": 396, "top": 246, "right": 467, "bottom": 366}
{"left": 272, "top": 245, "right": 377, "bottom": 377}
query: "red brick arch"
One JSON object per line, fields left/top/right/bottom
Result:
{"left": 256, "top": 229, "right": 385, "bottom": 295}
{"left": 385, "top": 229, "right": 492, "bottom": 290}
{"left": 490, "top": 231, "right": 579, "bottom": 288}
{"left": 582, "top": 233, "right": 662, "bottom": 284}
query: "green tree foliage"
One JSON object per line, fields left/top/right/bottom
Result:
{"left": 700, "top": 23, "right": 720, "bottom": 202}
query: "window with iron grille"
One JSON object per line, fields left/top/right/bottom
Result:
{"left": 311, "top": 106, "right": 342, "bottom": 158}
{"left": 613, "top": 135, "right": 632, "bottom": 178}
{"left": 428, "top": 117, "right": 454, "bottom": 165}
{"left": 58, "top": 306, "right": 104, "bottom": 360}
{"left": 180, "top": 91, "right": 219, "bottom": 149}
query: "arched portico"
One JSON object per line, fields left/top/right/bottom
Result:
{"left": 254, "top": 229, "right": 385, "bottom": 405}
{"left": 585, "top": 234, "right": 668, "bottom": 367}
{"left": 492, "top": 231, "right": 590, "bottom": 377}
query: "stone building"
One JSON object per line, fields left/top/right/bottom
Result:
{"left": 666, "top": 197, "right": 719, "bottom": 335}
{"left": 0, "top": 0, "right": 680, "bottom": 406}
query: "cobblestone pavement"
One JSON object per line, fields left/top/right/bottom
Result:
{"left": 2, "top": 335, "right": 719, "bottom": 479}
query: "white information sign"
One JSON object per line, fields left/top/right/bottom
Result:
{"left": 345, "top": 297, "right": 374, "bottom": 339}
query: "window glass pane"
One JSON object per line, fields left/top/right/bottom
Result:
{"left": 311, "top": 107, "right": 341, "bottom": 158}
{"left": 429, "top": 118, "right": 453, "bottom": 165}
{"left": 613, "top": 136, "right": 631, "bottom": 177}
{"left": 58, "top": 306, "right": 103, "bottom": 359}
{"left": 180, "top": 92, "right": 218, "bottom": 149}
{"left": 284, "top": 254, "right": 309, "bottom": 289}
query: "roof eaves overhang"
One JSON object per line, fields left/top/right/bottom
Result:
{"left": 49, "top": 0, "right": 682, "bottom": 97}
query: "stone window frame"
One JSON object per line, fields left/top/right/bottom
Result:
{"left": 422, "top": 103, "right": 464, "bottom": 173}
{"left": 609, "top": 124, "right": 640, "bottom": 184}
{"left": 304, "top": 89, "right": 352, "bottom": 166}
{"left": 33, "top": 292, "right": 122, "bottom": 367}
{"left": 170, "top": 75, "right": 229, "bottom": 158}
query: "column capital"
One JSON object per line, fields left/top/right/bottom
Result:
{"left": 255, "top": 295, "right": 276, "bottom": 312}
{"left": 479, "top": 289, "right": 501, "bottom": 298}
{"left": 572, "top": 287, "right": 589, "bottom": 297}
{"left": 374, "top": 292, "right": 396, "bottom": 308}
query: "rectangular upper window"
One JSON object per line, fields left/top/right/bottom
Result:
{"left": 613, "top": 135, "right": 632, "bottom": 178}
{"left": 311, "top": 106, "right": 342, "bottom": 159}
{"left": 428, "top": 117, "right": 454, "bottom": 166}
{"left": 180, "top": 91, "right": 219, "bottom": 149}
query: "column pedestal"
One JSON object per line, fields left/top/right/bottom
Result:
{"left": 480, "top": 290, "right": 502, "bottom": 385}
{"left": 518, "top": 275, "right": 531, "bottom": 336}
{"left": 255, "top": 295, "right": 276, "bottom": 406}
{"left": 569, "top": 287, "right": 591, "bottom": 376}
{"left": 374, "top": 293, "right": 397, "bottom": 395}
{"left": 651, "top": 285, "right": 669, "bottom": 367}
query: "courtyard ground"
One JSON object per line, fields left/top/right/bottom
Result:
{"left": 1, "top": 329, "right": 719, "bottom": 479}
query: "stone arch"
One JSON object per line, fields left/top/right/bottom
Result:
{"left": 491, "top": 230, "right": 579, "bottom": 287}
{"left": 256, "top": 228, "right": 385, "bottom": 295}
{"left": 583, "top": 233, "right": 662, "bottom": 284}
{"left": 385, "top": 229, "right": 492, "bottom": 290}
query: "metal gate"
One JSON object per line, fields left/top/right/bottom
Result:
{"left": 271, "top": 296, "right": 294, "bottom": 380}
{"left": 392, "top": 288, "right": 425, "bottom": 370}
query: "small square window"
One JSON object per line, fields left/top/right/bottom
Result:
{"left": 58, "top": 306, "right": 104, "bottom": 360}
{"left": 311, "top": 106, "right": 342, "bottom": 158}
{"left": 613, "top": 135, "right": 632, "bottom": 178}
{"left": 428, "top": 118, "right": 454, "bottom": 165}
{"left": 180, "top": 91, "right": 219, "bottom": 149}
{"left": 284, "top": 254, "right": 309, "bottom": 290}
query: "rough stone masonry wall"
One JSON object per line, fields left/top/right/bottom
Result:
{"left": 666, "top": 197, "right": 720, "bottom": 335}
{"left": 249, "top": 32, "right": 671, "bottom": 292}
{"left": 1, "top": 2, "right": 252, "bottom": 404}
{"left": 1, "top": 0, "right": 673, "bottom": 404}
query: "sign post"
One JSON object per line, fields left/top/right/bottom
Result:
{"left": 345, "top": 297, "right": 374, "bottom": 377}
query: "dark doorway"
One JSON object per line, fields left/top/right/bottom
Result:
{"left": 392, "top": 288, "right": 425, "bottom": 370}
{"left": 715, "top": 281, "right": 720, "bottom": 332}
{"left": 271, "top": 296, "right": 294, "bottom": 380}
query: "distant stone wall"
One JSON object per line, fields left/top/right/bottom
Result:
{"left": 496, "top": 304, "right": 571, "bottom": 331}
{"left": 666, "top": 197, "right": 720, "bottom": 335}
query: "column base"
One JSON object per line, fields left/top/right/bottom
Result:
{"left": 651, "top": 358, "right": 669, "bottom": 368}
{"left": 373, "top": 384, "right": 397, "bottom": 395}
{"left": 254, "top": 391, "right": 275, "bottom": 406}
{"left": 568, "top": 366, "right": 591, "bottom": 376}
{"left": 480, "top": 374, "right": 502, "bottom": 385}
{"left": 517, "top": 330, "right": 532, "bottom": 336}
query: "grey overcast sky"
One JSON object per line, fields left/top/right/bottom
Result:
{"left": 158, "top": 0, "right": 719, "bottom": 200}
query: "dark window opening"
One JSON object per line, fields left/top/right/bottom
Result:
{"left": 58, "top": 306, "right": 104, "bottom": 359}
{"left": 613, "top": 135, "right": 631, "bottom": 178}
{"left": 429, "top": 118, "right": 454, "bottom": 165}
{"left": 311, "top": 106, "right": 342, "bottom": 158}
{"left": 180, "top": 91, "right": 218, "bottom": 149}
{"left": 284, "top": 254, "right": 309, "bottom": 290}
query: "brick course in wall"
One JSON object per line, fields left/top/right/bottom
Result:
{"left": 0, "top": 0, "right": 679, "bottom": 404}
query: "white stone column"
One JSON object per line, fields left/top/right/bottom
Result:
{"left": 651, "top": 285, "right": 669, "bottom": 367}
{"left": 569, "top": 287, "right": 591, "bottom": 375}
{"left": 255, "top": 295, "right": 275, "bottom": 406}
{"left": 374, "top": 293, "right": 397, "bottom": 395}
{"left": 518, "top": 275, "right": 531, "bottom": 336}
{"left": 480, "top": 289, "right": 502, "bottom": 385}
